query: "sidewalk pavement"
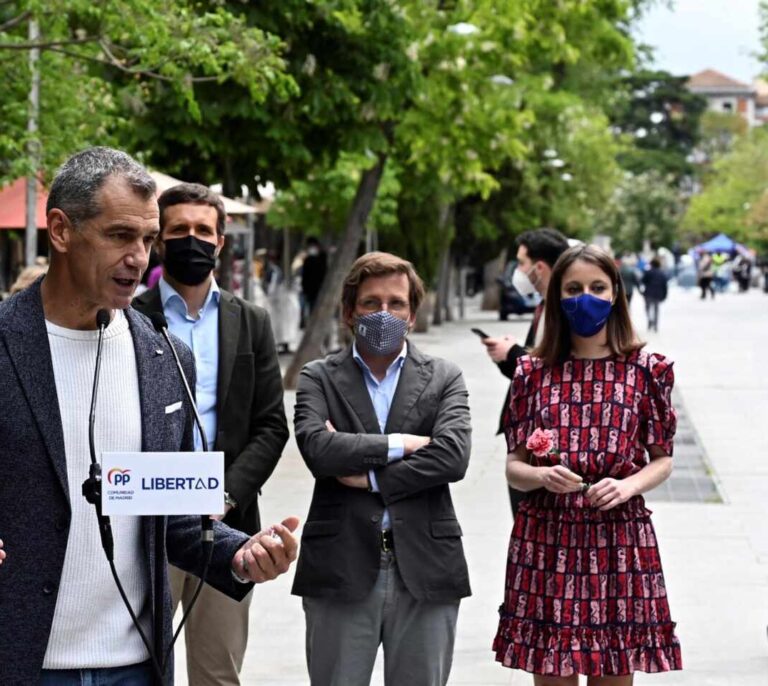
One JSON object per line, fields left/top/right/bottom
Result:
{"left": 176, "top": 284, "right": 768, "bottom": 685}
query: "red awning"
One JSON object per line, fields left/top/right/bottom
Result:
{"left": 0, "top": 177, "right": 48, "bottom": 230}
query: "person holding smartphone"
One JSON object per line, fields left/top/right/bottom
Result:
{"left": 480, "top": 228, "right": 569, "bottom": 515}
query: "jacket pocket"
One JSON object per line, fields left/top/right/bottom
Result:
{"left": 430, "top": 519, "right": 463, "bottom": 538}
{"left": 302, "top": 519, "right": 341, "bottom": 538}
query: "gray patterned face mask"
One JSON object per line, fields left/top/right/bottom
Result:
{"left": 355, "top": 310, "right": 409, "bottom": 356}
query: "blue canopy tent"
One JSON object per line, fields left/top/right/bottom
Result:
{"left": 694, "top": 233, "right": 744, "bottom": 255}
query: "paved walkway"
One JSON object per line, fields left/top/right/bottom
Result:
{"left": 176, "top": 284, "right": 768, "bottom": 685}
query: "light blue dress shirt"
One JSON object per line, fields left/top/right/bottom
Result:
{"left": 352, "top": 341, "right": 407, "bottom": 530}
{"left": 159, "top": 276, "right": 220, "bottom": 452}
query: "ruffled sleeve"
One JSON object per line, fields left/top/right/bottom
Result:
{"left": 504, "top": 355, "right": 537, "bottom": 452}
{"left": 642, "top": 353, "right": 677, "bottom": 456}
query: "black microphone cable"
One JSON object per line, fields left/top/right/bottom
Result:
{"left": 148, "top": 312, "right": 216, "bottom": 674}
{"left": 82, "top": 309, "right": 166, "bottom": 684}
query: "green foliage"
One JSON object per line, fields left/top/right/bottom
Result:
{"left": 0, "top": 0, "right": 291, "bottom": 183}
{"left": 683, "top": 127, "right": 768, "bottom": 250}
{"left": 267, "top": 152, "right": 401, "bottom": 237}
{"left": 610, "top": 69, "right": 707, "bottom": 179}
{"left": 698, "top": 110, "right": 748, "bottom": 160}
{"left": 596, "top": 170, "right": 683, "bottom": 252}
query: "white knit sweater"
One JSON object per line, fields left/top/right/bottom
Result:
{"left": 43, "top": 310, "right": 150, "bottom": 669}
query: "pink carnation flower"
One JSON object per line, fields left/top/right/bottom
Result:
{"left": 526, "top": 428, "right": 557, "bottom": 457}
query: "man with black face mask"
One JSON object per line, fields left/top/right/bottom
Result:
{"left": 133, "top": 183, "right": 288, "bottom": 686}
{"left": 292, "top": 251, "right": 472, "bottom": 686}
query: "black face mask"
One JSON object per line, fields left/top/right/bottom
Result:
{"left": 162, "top": 235, "right": 217, "bottom": 286}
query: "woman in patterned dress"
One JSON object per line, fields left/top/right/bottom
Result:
{"left": 493, "top": 245, "right": 682, "bottom": 685}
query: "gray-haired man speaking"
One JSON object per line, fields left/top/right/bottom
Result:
{"left": 0, "top": 147, "right": 298, "bottom": 685}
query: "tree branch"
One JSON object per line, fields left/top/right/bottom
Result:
{"left": 0, "top": 36, "right": 99, "bottom": 50}
{"left": 0, "top": 10, "right": 30, "bottom": 32}
{"left": 47, "top": 43, "right": 222, "bottom": 84}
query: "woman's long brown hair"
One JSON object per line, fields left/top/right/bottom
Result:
{"left": 533, "top": 245, "right": 643, "bottom": 367}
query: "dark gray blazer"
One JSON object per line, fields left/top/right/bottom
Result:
{"left": 0, "top": 280, "right": 251, "bottom": 685}
{"left": 133, "top": 286, "right": 289, "bottom": 536}
{"left": 291, "top": 344, "right": 472, "bottom": 603}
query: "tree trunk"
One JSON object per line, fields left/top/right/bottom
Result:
{"left": 217, "top": 238, "right": 233, "bottom": 291}
{"left": 481, "top": 250, "right": 507, "bottom": 311}
{"left": 218, "top": 156, "right": 238, "bottom": 291}
{"left": 414, "top": 290, "right": 435, "bottom": 333}
{"left": 283, "top": 156, "right": 387, "bottom": 389}
{"left": 432, "top": 202, "right": 454, "bottom": 326}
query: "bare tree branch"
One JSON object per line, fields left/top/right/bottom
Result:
{"left": 0, "top": 10, "right": 31, "bottom": 32}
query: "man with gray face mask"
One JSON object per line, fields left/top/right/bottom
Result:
{"left": 292, "top": 251, "right": 472, "bottom": 686}
{"left": 481, "top": 228, "right": 570, "bottom": 515}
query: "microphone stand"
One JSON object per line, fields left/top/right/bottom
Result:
{"left": 82, "top": 309, "right": 166, "bottom": 684}
{"left": 149, "top": 313, "right": 216, "bottom": 674}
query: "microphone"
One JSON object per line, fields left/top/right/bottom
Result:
{"left": 82, "top": 309, "right": 167, "bottom": 683}
{"left": 82, "top": 308, "right": 114, "bottom": 559}
{"left": 148, "top": 312, "right": 213, "bottom": 541}
{"left": 149, "top": 311, "right": 218, "bottom": 675}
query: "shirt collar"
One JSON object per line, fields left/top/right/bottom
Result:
{"left": 352, "top": 340, "right": 408, "bottom": 378}
{"left": 159, "top": 275, "right": 220, "bottom": 318}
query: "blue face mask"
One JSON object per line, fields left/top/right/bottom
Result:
{"left": 560, "top": 294, "right": 613, "bottom": 337}
{"left": 355, "top": 310, "right": 409, "bottom": 356}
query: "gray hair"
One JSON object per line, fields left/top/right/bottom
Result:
{"left": 46, "top": 147, "right": 156, "bottom": 226}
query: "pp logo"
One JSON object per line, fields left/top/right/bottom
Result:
{"left": 108, "top": 468, "right": 132, "bottom": 486}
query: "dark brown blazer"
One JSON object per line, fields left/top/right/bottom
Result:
{"left": 133, "top": 285, "right": 289, "bottom": 535}
{"left": 291, "top": 344, "right": 472, "bottom": 603}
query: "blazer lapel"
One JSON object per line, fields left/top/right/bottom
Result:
{"left": 384, "top": 343, "right": 431, "bottom": 434}
{"left": 216, "top": 291, "right": 241, "bottom": 417}
{"left": 2, "top": 282, "right": 69, "bottom": 499}
{"left": 331, "top": 350, "right": 381, "bottom": 434}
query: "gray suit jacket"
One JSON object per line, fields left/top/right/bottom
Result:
{"left": 291, "top": 344, "right": 472, "bottom": 602}
{"left": 0, "top": 280, "right": 251, "bottom": 685}
{"left": 133, "top": 285, "right": 289, "bottom": 536}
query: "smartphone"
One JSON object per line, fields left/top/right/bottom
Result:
{"left": 470, "top": 327, "right": 491, "bottom": 340}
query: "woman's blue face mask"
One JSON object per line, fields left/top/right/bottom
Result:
{"left": 560, "top": 293, "right": 613, "bottom": 337}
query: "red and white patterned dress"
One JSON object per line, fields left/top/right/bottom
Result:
{"left": 493, "top": 349, "right": 682, "bottom": 677}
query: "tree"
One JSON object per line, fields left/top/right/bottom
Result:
{"left": 120, "top": 0, "right": 659, "bottom": 386}
{"left": 596, "top": 170, "right": 684, "bottom": 253}
{"left": 683, "top": 127, "right": 768, "bottom": 251}
{"left": 0, "top": 0, "right": 291, "bottom": 181}
{"left": 609, "top": 69, "right": 707, "bottom": 179}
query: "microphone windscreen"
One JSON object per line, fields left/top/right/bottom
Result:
{"left": 149, "top": 311, "right": 168, "bottom": 332}
{"left": 96, "top": 309, "right": 111, "bottom": 329}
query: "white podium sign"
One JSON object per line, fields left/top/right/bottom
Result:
{"left": 101, "top": 451, "right": 225, "bottom": 516}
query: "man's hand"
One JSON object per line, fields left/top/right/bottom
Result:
{"left": 0, "top": 538, "right": 5, "bottom": 566}
{"left": 539, "top": 465, "right": 583, "bottom": 494}
{"left": 337, "top": 474, "right": 369, "bottom": 489}
{"left": 232, "top": 516, "right": 300, "bottom": 583}
{"left": 482, "top": 336, "right": 517, "bottom": 363}
{"left": 403, "top": 434, "right": 431, "bottom": 455}
{"left": 586, "top": 478, "right": 635, "bottom": 511}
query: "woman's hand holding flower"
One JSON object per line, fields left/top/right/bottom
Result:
{"left": 586, "top": 478, "right": 636, "bottom": 510}
{"left": 540, "top": 465, "right": 584, "bottom": 494}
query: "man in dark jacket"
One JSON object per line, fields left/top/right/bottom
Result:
{"left": 293, "top": 251, "right": 471, "bottom": 686}
{"left": 133, "top": 182, "right": 289, "bottom": 686}
{"left": 0, "top": 148, "right": 297, "bottom": 686}
{"left": 641, "top": 257, "right": 669, "bottom": 332}
{"left": 481, "top": 228, "right": 569, "bottom": 515}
